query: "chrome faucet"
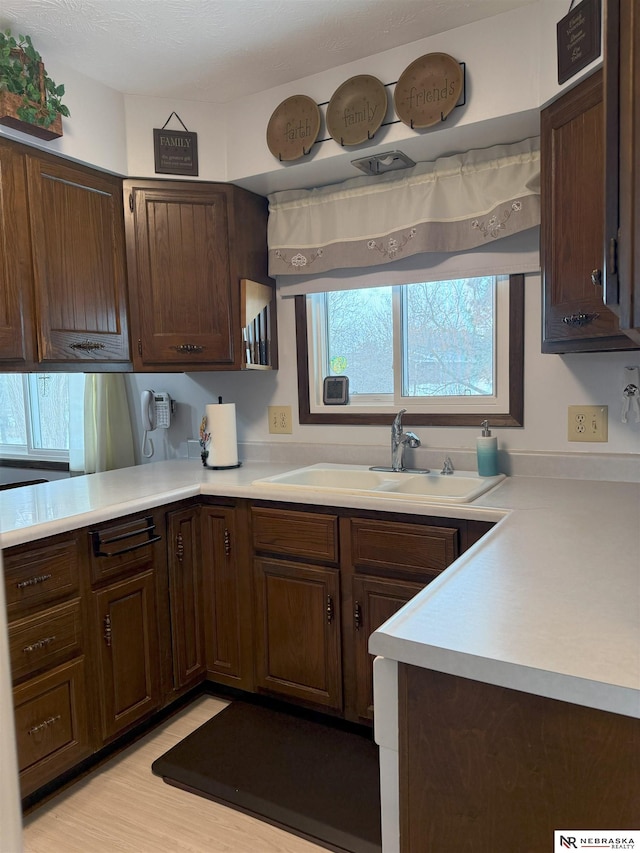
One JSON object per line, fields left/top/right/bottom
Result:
{"left": 391, "top": 409, "right": 421, "bottom": 471}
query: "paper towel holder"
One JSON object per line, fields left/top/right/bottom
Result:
{"left": 201, "top": 397, "right": 242, "bottom": 470}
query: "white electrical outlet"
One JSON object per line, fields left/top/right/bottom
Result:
{"left": 268, "top": 405, "right": 292, "bottom": 434}
{"left": 568, "top": 405, "right": 608, "bottom": 442}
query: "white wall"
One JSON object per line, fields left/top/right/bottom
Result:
{"left": 124, "top": 94, "right": 228, "bottom": 180}
{"left": 0, "top": 57, "right": 127, "bottom": 174}
{"left": 121, "top": 2, "right": 601, "bottom": 194}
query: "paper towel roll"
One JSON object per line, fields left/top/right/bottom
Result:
{"left": 205, "top": 403, "right": 239, "bottom": 468}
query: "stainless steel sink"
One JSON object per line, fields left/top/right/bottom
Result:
{"left": 252, "top": 463, "right": 505, "bottom": 504}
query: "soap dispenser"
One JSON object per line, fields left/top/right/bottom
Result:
{"left": 476, "top": 420, "right": 499, "bottom": 477}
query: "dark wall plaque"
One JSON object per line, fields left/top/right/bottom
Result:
{"left": 153, "top": 128, "right": 199, "bottom": 176}
{"left": 557, "top": 0, "right": 601, "bottom": 85}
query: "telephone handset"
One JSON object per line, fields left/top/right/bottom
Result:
{"left": 141, "top": 390, "right": 172, "bottom": 458}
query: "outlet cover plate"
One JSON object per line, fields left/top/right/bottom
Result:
{"left": 268, "top": 405, "right": 292, "bottom": 434}
{"left": 568, "top": 405, "right": 608, "bottom": 442}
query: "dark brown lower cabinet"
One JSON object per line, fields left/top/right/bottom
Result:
{"left": 253, "top": 557, "right": 342, "bottom": 712}
{"left": 6, "top": 499, "right": 496, "bottom": 804}
{"left": 93, "top": 571, "right": 161, "bottom": 742}
{"left": 167, "top": 507, "right": 206, "bottom": 690}
{"left": 398, "top": 664, "right": 640, "bottom": 852}
{"left": 13, "top": 657, "right": 92, "bottom": 797}
{"left": 201, "top": 504, "right": 253, "bottom": 691}
{"left": 351, "top": 575, "right": 424, "bottom": 720}
{"left": 342, "top": 515, "right": 461, "bottom": 723}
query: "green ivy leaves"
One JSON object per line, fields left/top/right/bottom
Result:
{"left": 0, "top": 29, "right": 70, "bottom": 128}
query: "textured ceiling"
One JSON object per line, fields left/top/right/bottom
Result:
{"left": 0, "top": 0, "right": 538, "bottom": 104}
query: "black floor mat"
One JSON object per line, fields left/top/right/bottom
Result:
{"left": 152, "top": 701, "right": 382, "bottom": 853}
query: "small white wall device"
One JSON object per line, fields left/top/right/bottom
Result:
{"left": 140, "top": 390, "right": 172, "bottom": 458}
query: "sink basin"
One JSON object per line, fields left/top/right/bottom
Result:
{"left": 252, "top": 463, "right": 506, "bottom": 504}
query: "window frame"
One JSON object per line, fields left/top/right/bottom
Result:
{"left": 295, "top": 273, "right": 524, "bottom": 427}
{"left": 0, "top": 373, "right": 71, "bottom": 464}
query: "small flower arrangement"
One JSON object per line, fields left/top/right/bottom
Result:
{"left": 199, "top": 416, "right": 210, "bottom": 466}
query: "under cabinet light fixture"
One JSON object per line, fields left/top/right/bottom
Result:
{"left": 351, "top": 150, "right": 416, "bottom": 176}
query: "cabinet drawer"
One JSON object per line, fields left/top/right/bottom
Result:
{"left": 90, "top": 514, "right": 162, "bottom": 584}
{"left": 9, "top": 599, "right": 83, "bottom": 683}
{"left": 4, "top": 537, "right": 79, "bottom": 618}
{"left": 251, "top": 508, "right": 338, "bottom": 564}
{"left": 13, "top": 657, "right": 91, "bottom": 797}
{"left": 349, "top": 518, "right": 458, "bottom": 578}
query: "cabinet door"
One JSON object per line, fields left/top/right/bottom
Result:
{"left": 254, "top": 557, "right": 342, "bottom": 711}
{"left": 167, "top": 507, "right": 205, "bottom": 690}
{"left": 351, "top": 575, "right": 423, "bottom": 721}
{"left": 201, "top": 505, "right": 252, "bottom": 690}
{"left": 604, "top": 0, "right": 640, "bottom": 343}
{"left": 25, "top": 155, "right": 130, "bottom": 363}
{"left": 93, "top": 571, "right": 161, "bottom": 741}
{"left": 0, "top": 139, "right": 34, "bottom": 364}
{"left": 13, "top": 657, "right": 92, "bottom": 798}
{"left": 124, "top": 181, "right": 234, "bottom": 368}
{"left": 541, "top": 69, "right": 636, "bottom": 352}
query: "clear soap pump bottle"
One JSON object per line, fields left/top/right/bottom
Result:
{"left": 476, "top": 420, "right": 499, "bottom": 477}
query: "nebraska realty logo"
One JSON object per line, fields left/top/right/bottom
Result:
{"left": 554, "top": 831, "right": 639, "bottom": 850}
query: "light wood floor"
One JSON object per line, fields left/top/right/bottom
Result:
{"left": 22, "top": 695, "right": 326, "bottom": 853}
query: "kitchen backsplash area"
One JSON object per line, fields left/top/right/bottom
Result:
{"left": 125, "top": 277, "right": 640, "bottom": 478}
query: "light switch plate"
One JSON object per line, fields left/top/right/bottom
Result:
{"left": 568, "top": 405, "right": 608, "bottom": 442}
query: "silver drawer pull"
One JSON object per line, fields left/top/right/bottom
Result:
{"left": 23, "top": 636, "right": 56, "bottom": 654}
{"left": 69, "top": 340, "right": 105, "bottom": 351}
{"left": 171, "top": 343, "right": 204, "bottom": 354}
{"left": 562, "top": 312, "right": 599, "bottom": 327}
{"left": 28, "top": 714, "right": 61, "bottom": 736}
{"left": 16, "top": 573, "right": 53, "bottom": 590}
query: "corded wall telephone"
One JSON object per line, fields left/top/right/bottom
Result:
{"left": 141, "top": 390, "right": 172, "bottom": 458}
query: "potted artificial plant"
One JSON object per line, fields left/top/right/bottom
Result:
{"left": 0, "top": 30, "right": 69, "bottom": 140}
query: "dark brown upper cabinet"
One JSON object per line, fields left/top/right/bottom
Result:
{"left": 26, "top": 154, "right": 130, "bottom": 365}
{"left": 603, "top": 0, "right": 640, "bottom": 345}
{"left": 541, "top": 69, "right": 637, "bottom": 352}
{"left": 0, "top": 139, "right": 130, "bottom": 368}
{"left": 0, "top": 139, "right": 34, "bottom": 365}
{"left": 123, "top": 179, "right": 275, "bottom": 371}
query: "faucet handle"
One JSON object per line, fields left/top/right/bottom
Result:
{"left": 441, "top": 456, "right": 454, "bottom": 475}
{"left": 404, "top": 431, "right": 421, "bottom": 449}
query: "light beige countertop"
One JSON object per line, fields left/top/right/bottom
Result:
{"left": 1, "top": 459, "right": 638, "bottom": 718}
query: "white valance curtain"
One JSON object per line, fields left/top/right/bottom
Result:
{"left": 268, "top": 136, "right": 541, "bottom": 291}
